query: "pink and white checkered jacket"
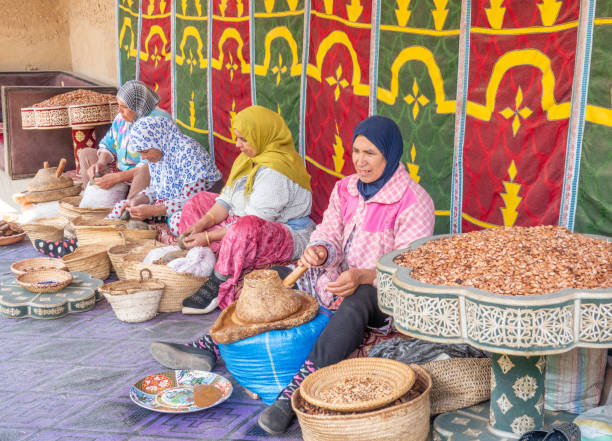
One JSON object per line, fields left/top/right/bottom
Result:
{"left": 309, "top": 165, "right": 435, "bottom": 308}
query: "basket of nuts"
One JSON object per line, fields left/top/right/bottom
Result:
{"left": 293, "top": 361, "right": 431, "bottom": 441}
{"left": 0, "top": 220, "right": 25, "bottom": 246}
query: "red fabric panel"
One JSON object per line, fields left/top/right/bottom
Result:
{"left": 138, "top": 2, "right": 172, "bottom": 114}
{"left": 210, "top": 1, "right": 252, "bottom": 178}
{"left": 304, "top": 0, "right": 371, "bottom": 222}
{"left": 461, "top": 1, "right": 579, "bottom": 231}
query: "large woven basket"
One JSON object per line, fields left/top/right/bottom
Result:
{"left": 107, "top": 238, "right": 162, "bottom": 279}
{"left": 422, "top": 357, "right": 491, "bottom": 415}
{"left": 120, "top": 249, "right": 207, "bottom": 312}
{"left": 22, "top": 217, "right": 68, "bottom": 245}
{"left": 100, "top": 269, "right": 165, "bottom": 323}
{"left": 300, "top": 357, "right": 417, "bottom": 412}
{"left": 293, "top": 363, "right": 431, "bottom": 441}
{"left": 58, "top": 196, "right": 111, "bottom": 221}
{"left": 62, "top": 245, "right": 111, "bottom": 280}
{"left": 72, "top": 216, "right": 157, "bottom": 248}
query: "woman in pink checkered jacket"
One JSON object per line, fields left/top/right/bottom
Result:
{"left": 149, "top": 115, "right": 435, "bottom": 434}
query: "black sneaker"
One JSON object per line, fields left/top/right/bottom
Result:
{"left": 182, "top": 275, "right": 221, "bottom": 314}
{"left": 150, "top": 342, "right": 216, "bottom": 371}
{"left": 257, "top": 398, "right": 295, "bottom": 435}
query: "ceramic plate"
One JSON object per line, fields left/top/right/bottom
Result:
{"left": 130, "top": 370, "right": 233, "bottom": 413}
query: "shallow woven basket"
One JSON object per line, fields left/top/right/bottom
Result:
{"left": 22, "top": 217, "right": 68, "bottom": 245}
{"left": 72, "top": 216, "right": 157, "bottom": 248}
{"left": 120, "top": 249, "right": 207, "bottom": 312}
{"left": 100, "top": 269, "right": 165, "bottom": 323}
{"left": 10, "top": 257, "right": 69, "bottom": 276}
{"left": 300, "top": 357, "right": 417, "bottom": 412}
{"left": 293, "top": 363, "right": 431, "bottom": 441}
{"left": 62, "top": 245, "right": 111, "bottom": 280}
{"left": 0, "top": 232, "right": 26, "bottom": 246}
{"left": 422, "top": 357, "right": 491, "bottom": 415}
{"left": 58, "top": 196, "right": 111, "bottom": 221}
{"left": 16, "top": 270, "right": 73, "bottom": 293}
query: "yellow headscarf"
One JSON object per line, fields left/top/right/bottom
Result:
{"left": 226, "top": 105, "right": 311, "bottom": 195}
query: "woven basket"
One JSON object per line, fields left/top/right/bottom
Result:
{"left": 58, "top": 196, "right": 111, "bottom": 221}
{"left": 62, "top": 245, "right": 111, "bottom": 280}
{"left": 72, "top": 216, "right": 157, "bottom": 248}
{"left": 121, "top": 249, "right": 207, "bottom": 312}
{"left": 422, "top": 357, "right": 491, "bottom": 415}
{"left": 100, "top": 269, "right": 165, "bottom": 323}
{"left": 293, "top": 363, "right": 431, "bottom": 441}
{"left": 107, "top": 233, "right": 162, "bottom": 278}
{"left": 16, "top": 270, "right": 73, "bottom": 293}
{"left": 22, "top": 217, "right": 68, "bottom": 245}
{"left": 300, "top": 357, "right": 416, "bottom": 412}
{"left": 11, "top": 257, "right": 69, "bottom": 276}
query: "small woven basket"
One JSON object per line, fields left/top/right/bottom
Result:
{"left": 422, "top": 357, "right": 491, "bottom": 415}
{"left": 100, "top": 269, "right": 165, "bottom": 323}
{"left": 58, "top": 196, "right": 111, "bottom": 221}
{"left": 72, "top": 216, "right": 157, "bottom": 248}
{"left": 22, "top": 217, "right": 68, "bottom": 245}
{"left": 120, "top": 249, "right": 207, "bottom": 312}
{"left": 293, "top": 363, "right": 431, "bottom": 441}
{"left": 62, "top": 245, "right": 111, "bottom": 280}
{"left": 16, "top": 270, "right": 73, "bottom": 293}
{"left": 300, "top": 357, "right": 416, "bottom": 412}
{"left": 107, "top": 233, "right": 161, "bottom": 278}
{"left": 10, "top": 257, "right": 69, "bottom": 276}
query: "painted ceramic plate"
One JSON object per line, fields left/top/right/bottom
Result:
{"left": 130, "top": 370, "right": 233, "bottom": 413}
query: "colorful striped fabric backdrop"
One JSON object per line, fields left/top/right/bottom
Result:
{"left": 117, "top": 0, "right": 611, "bottom": 235}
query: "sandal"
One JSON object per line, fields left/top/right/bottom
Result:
{"left": 519, "top": 423, "right": 580, "bottom": 441}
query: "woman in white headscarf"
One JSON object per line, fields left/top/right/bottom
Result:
{"left": 107, "top": 115, "right": 222, "bottom": 235}
{"left": 78, "top": 80, "right": 171, "bottom": 198}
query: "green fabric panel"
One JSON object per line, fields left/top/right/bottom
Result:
{"left": 377, "top": 0, "right": 460, "bottom": 234}
{"left": 379, "top": 0, "right": 461, "bottom": 29}
{"left": 252, "top": 3, "right": 304, "bottom": 149}
{"left": 118, "top": 0, "right": 140, "bottom": 84}
{"left": 575, "top": 12, "right": 612, "bottom": 235}
{"left": 174, "top": 3, "right": 209, "bottom": 150}
{"left": 574, "top": 123, "right": 612, "bottom": 235}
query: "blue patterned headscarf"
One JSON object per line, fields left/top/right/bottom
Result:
{"left": 353, "top": 116, "right": 403, "bottom": 200}
{"left": 129, "top": 116, "right": 221, "bottom": 200}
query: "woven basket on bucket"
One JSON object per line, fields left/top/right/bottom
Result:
{"left": 72, "top": 216, "right": 157, "bottom": 248}
{"left": 120, "top": 249, "right": 207, "bottom": 312}
{"left": 100, "top": 268, "right": 165, "bottom": 323}
{"left": 58, "top": 196, "right": 111, "bottom": 221}
{"left": 62, "top": 245, "right": 111, "bottom": 280}
{"left": 293, "top": 363, "right": 431, "bottom": 441}
{"left": 422, "top": 357, "right": 491, "bottom": 415}
{"left": 22, "top": 217, "right": 68, "bottom": 245}
{"left": 300, "top": 357, "right": 417, "bottom": 412}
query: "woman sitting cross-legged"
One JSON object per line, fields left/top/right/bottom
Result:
{"left": 176, "top": 105, "right": 315, "bottom": 314}
{"left": 79, "top": 80, "right": 171, "bottom": 198}
{"left": 107, "top": 115, "right": 222, "bottom": 235}
{"left": 149, "top": 115, "right": 435, "bottom": 434}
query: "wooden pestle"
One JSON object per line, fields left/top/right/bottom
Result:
{"left": 282, "top": 265, "right": 308, "bottom": 288}
{"left": 55, "top": 158, "right": 67, "bottom": 178}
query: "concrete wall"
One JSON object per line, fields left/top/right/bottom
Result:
{"left": 0, "top": 0, "right": 117, "bottom": 86}
{"left": 0, "top": 0, "right": 72, "bottom": 72}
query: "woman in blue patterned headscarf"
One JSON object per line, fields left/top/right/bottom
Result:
{"left": 107, "top": 116, "right": 222, "bottom": 235}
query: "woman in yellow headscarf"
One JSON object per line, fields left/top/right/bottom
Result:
{"left": 177, "top": 105, "right": 314, "bottom": 314}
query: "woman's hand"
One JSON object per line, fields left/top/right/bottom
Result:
{"left": 87, "top": 161, "right": 107, "bottom": 179}
{"left": 182, "top": 232, "right": 209, "bottom": 248}
{"left": 183, "top": 217, "right": 207, "bottom": 236}
{"left": 298, "top": 245, "right": 328, "bottom": 268}
{"left": 94, "top": 172, "right": 121, "bottom": 189}
{"left": 326, "top": 268, "right": 376, "bottom": 297}
{"left": 128, "top": 204, "right": 165, "bottom": 220}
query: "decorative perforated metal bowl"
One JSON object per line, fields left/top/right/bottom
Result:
{"left": 376, "top": 234, "right": 612, "bottom": 356}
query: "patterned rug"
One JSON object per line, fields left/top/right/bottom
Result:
{"left": 0, "top": 241, "right": 305, "bottom": 441}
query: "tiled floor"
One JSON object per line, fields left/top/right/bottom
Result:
{"left": 0, "top": 241, "right": 304, "bottom": 441}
